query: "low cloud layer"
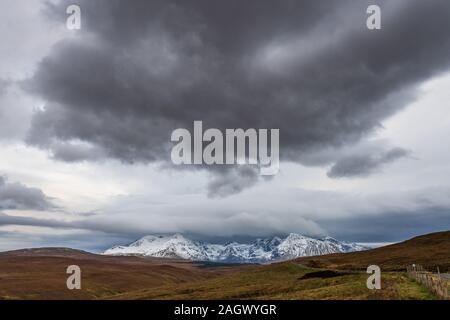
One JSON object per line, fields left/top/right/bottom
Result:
{"left": 1, "top": 185, "right": 450, "bottom": 246}
{"left": 0, "top": 176, "right": 55, "bottom": 211}
{"left": 327, "top": 147, "right": 410, "bottom": 178}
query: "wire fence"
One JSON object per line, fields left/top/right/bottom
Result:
{"left": 406, "top": 264, "right": 449, "bottom": 299}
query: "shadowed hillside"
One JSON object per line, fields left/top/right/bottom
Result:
{"left": 294, "top": 231, "right": 450, "bottom": 271}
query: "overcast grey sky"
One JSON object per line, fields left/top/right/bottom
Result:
{"left": 1, "top": 0, "right": 450, "bottom": 251}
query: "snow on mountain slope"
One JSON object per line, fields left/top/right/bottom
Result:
{"left": 104, "top": 234, "right": 210, "bottom": 260}
{"left": 103, "top": 233, "right": 367, "bottom": 263}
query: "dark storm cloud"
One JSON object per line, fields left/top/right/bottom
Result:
{"left": 327, "top": 147, "right": 410, "bottom": 178}
{"left": 0, "top": 176, "right": 55, "bottom": 211}
{"left": 49, "top": 140, "right": 104, "bottom": 162}
{"left": 23, "top": 0, "right": 450, "bottom": 192}
{"left": 0, "top": 79, "right": 8, "bottom": 96}
{"left": 207, "top": 166, "right": 261, "bottom": 198}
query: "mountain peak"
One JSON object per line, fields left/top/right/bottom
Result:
{"left": 322, "top": 236, "right": 339, "bottom": 242}
{"left": 171, "top": 233, "right": 185, "bottom": 238}
{"left": 104, "top": 233, "right": 366, "bottom": 263}
{"left": 285, "top": 233, "right": 310, "bottom": 240}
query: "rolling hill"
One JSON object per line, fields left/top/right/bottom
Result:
{"left": 294, "top": 230, "right": 450, "bottom": 271}
{"left": 0, "top": 248, "right": 236, "bottom": 300}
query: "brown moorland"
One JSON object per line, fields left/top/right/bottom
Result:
{"left": 107, "top": 231, "right": 449, "bottom": 300}
{"left": 0, "top": 231, "right": 448, "bottom": 300}
{"left": 0, "top": 248, "right": 240, "bottom": 300}
{"left": 294, "top": 230, "right": 450, "bottom": 271}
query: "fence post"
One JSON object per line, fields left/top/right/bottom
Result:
{"left": 406, "top": 264, "right": 449, "bottom": 300}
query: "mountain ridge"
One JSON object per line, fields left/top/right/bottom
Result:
{"left": 103, "top": 233, "right": 367, "bottom": 263}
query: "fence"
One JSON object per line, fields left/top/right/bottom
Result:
{"left": 407, "top": 265, "right": 449, "bottom": 299}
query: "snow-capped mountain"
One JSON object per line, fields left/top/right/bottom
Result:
{"left": 104, "top": 233, "right": 367, "bottom": 263}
